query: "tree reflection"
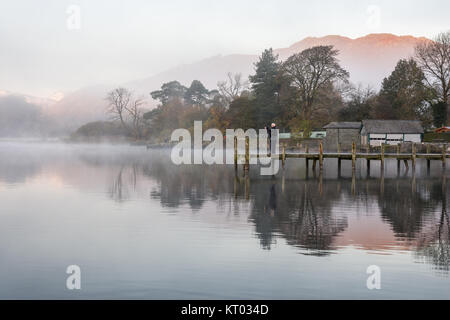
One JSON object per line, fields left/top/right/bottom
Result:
{"left": 249, "top": 179, "right": 348, "bottom": 255}
{"left": 415, "top": 178, "right": 450, "bottom": 272}
{"left": 68, "top": 148, "right": 450, "bottom": 267}
{"left": 108, "top": 164, "right": 139, "bottom": 202}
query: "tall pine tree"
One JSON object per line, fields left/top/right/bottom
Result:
{"left": 249, "top": 49, "right": 281, "bottom": 128}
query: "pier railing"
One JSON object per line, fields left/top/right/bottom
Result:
{"left": 234, "top": 137, "right": 448, "bottom": 175}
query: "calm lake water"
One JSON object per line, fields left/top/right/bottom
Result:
{"left": 0, "top": 141, "right": 449, "bottom": 299}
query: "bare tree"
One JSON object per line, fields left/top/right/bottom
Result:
{"left": 282, "top": 45, "right": 349, "bottom": 121}
{"left": 415, "top": 31, "right": 450, "bottom": 124}
{"left": 127, "top": 98, "right": 145, "bottom": 139}
{"left": 217, "top": 72, "right": 249, "bottom": 105}
{"left": 106, "top": 87, "right": 145, "bottom": 139}
{"left": 106, "top": 87, "right": 132, "bottom": 131}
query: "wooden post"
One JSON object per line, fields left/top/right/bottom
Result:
{"left": 381, "top": 143, "right": 385, "bottom": 170}
{"left": 397, "top": 143, "right": 401, "bottom": 175}
{"left": 351, "top": 141, "right": 356, "bottom": 170}
{"left": 412, "top": 143, "right": 416, "bottom": 170}
{"left": 426, "top": 144, "right": 431, "bottom": 174}
{"left": 443, "top": 143, "right": 447, "bottom": 169}
{"left": 244, "top": 136, "right": 249, "bottom": 174}
{"left": 234, "top": 136, "right": 238, "bottom": 172}
{"left": 367, "top": 159, "right": 370, "bottom": 176}
{"left": 282, "top": 144, "right": 286, "bottom": 169}
{"left": 319, "top": 141, "right": 324, "bottom": 171}
{"left": 305, "top": 144, "right": 309, "bottom": 172}
{"left": 337, "top": 142, "right": 342, "bottom": 176}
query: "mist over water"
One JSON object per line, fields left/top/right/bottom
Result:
{"left": 0, "top": 141, "right": 449, "bottom": 299}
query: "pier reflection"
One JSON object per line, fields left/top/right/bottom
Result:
{"left": 0, "top": 145, "right": 448, "bottom": 271}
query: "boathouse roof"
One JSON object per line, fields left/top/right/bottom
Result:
{"left": 361, "top": 120, "right": 424, "bottom": 134}
{"left": 323, "top": 122, "right": 362, "bottom": 129}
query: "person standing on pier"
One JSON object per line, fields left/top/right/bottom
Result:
{"left": 270, "top": 123, "right": 277, "bottom": 154}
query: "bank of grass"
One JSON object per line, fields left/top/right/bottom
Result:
{"left": 424, "top": 132, "right": 450, "bottom": 142}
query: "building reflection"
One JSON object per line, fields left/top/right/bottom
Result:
{"left": 0, "top": 146, "right": 448, "bottom": 271}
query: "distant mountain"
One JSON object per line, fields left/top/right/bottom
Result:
{"left": 129, "top": 33, "right": 429, "bottom": 94}
{"left": 276, "top": 33, "right": 429, "bottom": 89}
{"left": 41, "top": 33, "right": 431, "bottom": 130}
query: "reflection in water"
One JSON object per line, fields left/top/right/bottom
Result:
{"left": 0, "top": 142, "right": 449, "bottom": 298}
{"left": 415, "top": 177, "right": 449, "bottom": 272}
{"left": 249, "top": 180, "right": 348, "bottom": 255}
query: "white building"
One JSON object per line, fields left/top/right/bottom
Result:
{"left": 360, "top": 120, "right": 424, "bottom": 146}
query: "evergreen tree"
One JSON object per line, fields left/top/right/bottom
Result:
{"left": 249, "top": 49, "right": 281, "bottom": 127}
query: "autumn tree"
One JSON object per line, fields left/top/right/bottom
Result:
{"left": 282, "top": 45, "right": 349, "bottom": 122}
{"left": 415, "top": 31, "right": 450, "bottom": 126}
{"left": 224, "top": 96, "right": 257, "bottom": 129}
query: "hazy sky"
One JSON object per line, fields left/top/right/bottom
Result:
{"left": 0, "top": 0, "right": 449, "bottom": 97}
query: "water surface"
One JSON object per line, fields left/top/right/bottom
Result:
{"left": 0, "top": 141, "right": 449, "bottom": 299}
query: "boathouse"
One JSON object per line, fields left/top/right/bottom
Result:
{"left": 323, "top": 122, "right": 362, "bottom": 148}
{"left": 360, "top": 120, "right": 424, "bottom": 146}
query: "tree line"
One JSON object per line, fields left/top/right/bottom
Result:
{"left": 103, "top": 31, "right": 449, "bottom": 142}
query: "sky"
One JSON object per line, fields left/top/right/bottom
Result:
{"left": 0, "top": 0, "right": 449, "bottom": 98}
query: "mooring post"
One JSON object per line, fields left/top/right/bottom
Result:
{"left": 244, "top": 136, "right": 249, "bottom": 175}
{"left": 397, "top": 143, "right": 401, "bottom": 175}
{"left": 351, "top": 141, "right": 356, "bottom": 170}
{"left": 305, "top": 144, "right": 309, "bottom": 173}
{"left": 282, "top": 143, "right": 286, "bottom": 169}
{"left": 443, "top": 143, "right": 447, "bottom": 169}
{"left": 367, "top": 158, "right": 370, "bottom": 177}
{"left": 412, "top": 143, "right": 416, "bottom": 170}
{"left": 234, "top": 136, "right": 238, "bottom": 172}
{"left": 381, "top": 143, "right": 385, "bottom": 171}
{"left": 426, "top": 144, "right": 431, "bottom": 174}
{"left": 319, "top": 141, "right": 324, "bottom": 171}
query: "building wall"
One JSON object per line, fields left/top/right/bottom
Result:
{"left": 325, "top": 128, "right": 360, "bottom": 150}
{"left": 363, "top": 133, "right": 422, "bottom": 146}
{"left": 404, "top": 134, "right": 421, "bottom": 143}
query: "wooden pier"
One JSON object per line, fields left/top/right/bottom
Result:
{"left": 235, "top": 138, "right": 449, "bottom": 176}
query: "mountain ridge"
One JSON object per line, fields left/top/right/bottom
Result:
{"left": 3, "top": 33, "right": 431, "bottom": 130}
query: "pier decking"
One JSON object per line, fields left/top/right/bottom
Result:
{"left": 235, "top": 138, "right": 448, "bottom": 175}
